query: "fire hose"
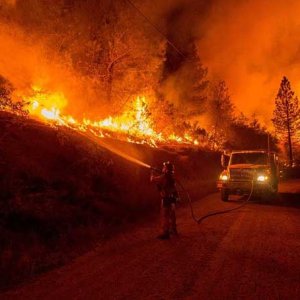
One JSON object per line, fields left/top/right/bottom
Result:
{"left": 151, "top": 167, "right": 255, "bottom": 224}
{"left": 176, "top": 179, "right": 254, "bottom": 224}
{"left": 76, "top": 131, "right": 254, "bottom": 224}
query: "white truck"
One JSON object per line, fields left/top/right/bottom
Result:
{"left": 217, "top": 150, "right": 279, "bottom": 201}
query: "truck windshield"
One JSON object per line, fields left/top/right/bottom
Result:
{"left": 231, "top": 153, "right": 268, "bottom": 165}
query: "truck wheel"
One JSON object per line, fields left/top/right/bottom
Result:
{"left": 270, "top": 183, "right": 278, "bottom": 200}
{"left": 262, "top": 190, "right": 278, "bottom": 201}
{"left": 221, "top": 189, "right": 229, "bottom": 202}
{"left": 270, "top": 192, "right": 278, "bottom": 200}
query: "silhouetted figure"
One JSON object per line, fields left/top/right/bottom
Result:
{"left": 151, "top": 161, "right": 179, "bottom": 240}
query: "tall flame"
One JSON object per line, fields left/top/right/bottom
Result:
{"left": 18, "top": 87, "right": 200, "bottom": 147}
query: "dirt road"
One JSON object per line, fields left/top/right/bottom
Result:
{"left": 2, "top": 180, "right": 300, "bottom": 300}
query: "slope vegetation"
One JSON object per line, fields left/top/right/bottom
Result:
{"left": 0, "top": 112, "right": 220, "bottom": 289}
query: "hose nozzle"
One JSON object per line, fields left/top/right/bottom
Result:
{"left": 150, "top": 166, "right": 161, "bottom": 173}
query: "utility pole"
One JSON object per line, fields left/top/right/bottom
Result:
{"left": 285, "top": 99, "right": 293, "bottom": 167}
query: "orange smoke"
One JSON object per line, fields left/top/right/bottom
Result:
{"left": 198, "top": 0, "right": 300, "bottom": 126}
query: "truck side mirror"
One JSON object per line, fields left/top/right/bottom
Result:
{"left": 221, "top": 154, "right": 229, "bottom": 168}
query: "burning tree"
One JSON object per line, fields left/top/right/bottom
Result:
{"left": 207, "top": 80, "right": 235, "bottom": 149}
{"left": 52, "top": 0, "right": 166, "bottom": 112}
{"left": 0, "top": 0, "right": 273, "bottom": 150}
{"left": 272, "top": 76, "right": 300, "bottom": 166}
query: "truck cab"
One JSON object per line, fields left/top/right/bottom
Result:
{"left": 217, "top": 150, "right": 279, "bottom": 201}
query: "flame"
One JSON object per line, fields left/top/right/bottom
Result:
{"left": 41, "top": 107, "right": 60, "bottom": 120}
{"left": 26, "top": 87, "right": 67, "bottom": 123}
{"left": 13, "top": 87, "right": 201, "bottom": 147}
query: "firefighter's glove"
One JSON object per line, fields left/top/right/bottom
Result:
{"left": 175, "top": 192, "right": 181, "bottom": 202}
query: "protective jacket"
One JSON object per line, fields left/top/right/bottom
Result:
{"left": 151, "top": 173, "right": 178, "bottom": 207}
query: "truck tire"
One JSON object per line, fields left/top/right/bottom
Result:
{"left": 221, "top": 189, "right": 229, "bottom": 202}
{"left": 270, "top": 191, "right": 278, "bottom": 200}
{"left": 269, "top": 182, "right": 278, "bottom": 200}
{"left": 262, "top": 187, "right": 278, "bottom": 201}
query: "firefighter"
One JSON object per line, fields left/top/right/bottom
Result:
{"left": 150, "top": 161, "right": 179, "bottom": 240}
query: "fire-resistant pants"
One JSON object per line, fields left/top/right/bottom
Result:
{"left": 161, "top": 202, "right": 177, "bottom": 234}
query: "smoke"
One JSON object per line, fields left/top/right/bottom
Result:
{"left": 197, "top": 0, "right": 300, "bottom": 125}
{"left": 1, "top": 0, "right": 16, "bottom": 6}
{"left": 151, "top": 0, "right": 211, "bottom": 111}
{"left": 3, "top": 0, "right": 300, "bottom": 128}
{"left": 149, "top": 0, "right": 300, "bottom": 127}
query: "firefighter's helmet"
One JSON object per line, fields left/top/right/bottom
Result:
{"left": 163, "top": 161, "right": 175, "bottom": 174}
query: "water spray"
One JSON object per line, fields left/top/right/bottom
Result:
{"left": 78, "top": 130, "right": 153, "bottom": 169}
{"left": 79, "top": 130, "right": 253, "bottom": 224}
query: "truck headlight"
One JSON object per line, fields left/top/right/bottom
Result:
{"left": 220, "top": 174, "right": 229, "bottom": 181}
{"left": 257, "top": 175, "right": 268, "bottom": 182}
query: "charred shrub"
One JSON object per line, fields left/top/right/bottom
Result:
{"left": 0, "top": 75, "right": 28, "bottom": 116}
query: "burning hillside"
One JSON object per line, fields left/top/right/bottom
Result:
{"left": 0, "top": 0, "right": 282, "bottom": 154}
{"left": 0, "top": 0, "right": 210, "bottom": 150}
{"left": 5, "top": 86, "right": 201, "bottom": 147}
{"left": 0, "top": 110, "right": 219, "bottom": 288}
{"left": 26, "top": 91, "right": 202, "bottom": 147}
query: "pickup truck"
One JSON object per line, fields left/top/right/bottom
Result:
{"left": 217, "top": 150, "right": 279, "bottom": 201}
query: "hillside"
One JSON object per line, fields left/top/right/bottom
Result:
{"left": 0, "top": 111, "right": 220, "bottom": 289}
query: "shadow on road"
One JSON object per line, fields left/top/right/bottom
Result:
{"left": 225, "top": 179, "right": 300, "bottom": 209}
{"left": 270, "top": 192, "right": 300, "bottom": 208}
{"left": 227, "top": 193, "right": 300, "bottom": 209}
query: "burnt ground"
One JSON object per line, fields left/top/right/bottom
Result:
{"left": 1, "top": 180, "right": 300, "bottom": 300}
